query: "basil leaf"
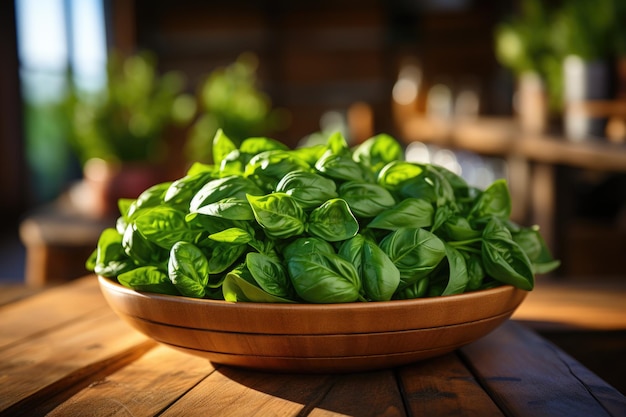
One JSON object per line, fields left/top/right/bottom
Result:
{"left": 164, "top": 171, "right": 216, "bottom": 210}
{"left": 468, "top": 179, "right": 512, "bottom": 225}
{"left": 190, "top": 176, "right": 264, "bottom": 212}
{"left": 246, "top": 252, "right": 293, "bottom": 298}
{"left": 308, "top": 199, "right": 359, "bottom": 242}
{"left": 442, "top": 215, "right": 482, "bottom": 241}
{"left": 247, "top": 192, "right": 306, "bottom": 239}
{"left": 196, "top": 236, "right": 248, "bottom": 276}
{"left": 194, "top": 197, "right": 254, "bottom": 221}
{"left": 168, "top": 241, "right": 209, "bottom": 298}
{"left": 125, "top": 182, "right": 172, "bottom": 220}
{"left": 465, "top": 253, "right": 485, "bottom": 291}
{"left": 209, "top": 227, "right": 253, "bottom": 244}
{"left": 399, "top": 164, "right": 455, "bottom": 207}
{"left": 118, "top": 266, "right": 179, "bottom": 295}
{"left": 338, "top": 181, "right": 396, "bottom": 218}
{"left": 289, "top": 143, "right": 327, "bottom": 165}
{"left": 482, "top": 219, "right": 534, "bottom": 291}
{"left": 315, "top": 145, "right": 365, "bottom": 182}
{"left": 275, "top": 170, "right": 338, "bottom": 209}
{"left": 512, "top": 226, "right": 560, "bottom": 275}
{"left": 185, "top": 211, "right": 248, "bottom": 235}
{"left": 441, "top": 244, "right": 469, "bottom": 296}
{"left": 134, "top": 206, "right": 197, "bottom": 250}
{"left": 283, "top": 237, "right": 336, "bottom": 260}
{"left": 352, "top": 133, "right": 404, "bottom": 175}
{"left": 394, "top": 277, "right": 429, "bottom": 299}
{"left": 367, "top": 198, "right": 434, "bottom": 231}
{"left": 377, "top": 161, "right": 424, "bottom": 191}
{"left": 245, "top": 149, "right": 311, "bottom": 191}
{"left": 212, "top": 128, "right": 237, "bottom": 166}
{"left": 93, "top": 228, "right": 134, "bottom": 277}
{"left": 287, "top": 252, "right": 361, "bottom": 303}
{"left": 380, "top": 227, "right": 446, "bottom": 290}
{"left": 223, "top": 264, "right": 295, "bottom": 303}
{"left": 339, "top": 235, "right": 400, "bottom": 301}
{"left": 431, "top": 165, "right": 469, "bottom": 199}
{"left": 122, "top": 223, "right": 167, "bottom": 265}
{"left": 239, "top": 136, "right": 289, "bottom": 155}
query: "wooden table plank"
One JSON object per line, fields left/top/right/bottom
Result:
{"left": 162, "top": 367, "right": 334, "bottom": 416}
{"left": 398, "top": 353, "right": 505, "bottom": 417}
{"left": 0, "top": 284, "right": 41, "bottom": 307}
{"left": 0, "top": 275, "right": 107, "bottom": 349}
{"left": 45, "top": 344, "right": 216, "bottom": 416}
{"left": 460, "top": 321, "right": 626, "bottom": 417}
{"left": 309, "top": 371, "right": 405, "bottom": 417}
{"left": 0, "top": 308, "right": 153, "bottom": 414}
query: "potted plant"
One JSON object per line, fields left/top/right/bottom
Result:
{"left": 551, "top": 0, "right": 624, "bottom": 140}
{"left": 494, "top": 0, "right": 561, "bottom": 132}
{"left": 64, "top": 50, "right": 196, "bottom": 217}
{"left": 184, "top": 53, "right": 288, "bottom": 164}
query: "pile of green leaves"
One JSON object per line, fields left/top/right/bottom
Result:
{"left": 89, "top": 130, "right": 559, "bottom": 303}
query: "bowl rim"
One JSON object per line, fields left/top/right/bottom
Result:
{"left": 97, "top": 274, "right": 525, "bottom": 311}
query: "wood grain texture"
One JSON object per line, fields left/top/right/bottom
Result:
{"left": 398, "top": 353, "right": 505, "bottom": 417}
{"left": 0, "top": 308, "right": 151, "bottom": 413}
{"left": 161, "top": 367, "right": 333, "bottom": 416}
{"left": 0, "top": 276, "right": 106, "bottom": 349}
{"left": 460, "top": 321, "right": 626, "bottom": 417}
{"left": 309, "top": 371, "right": 405, "bottom": 417}
{"left": 0, "top": 284, "right": 40, "bottom": 307}
{"left": 46, "top": 344, "right": 215, "bottom": 417}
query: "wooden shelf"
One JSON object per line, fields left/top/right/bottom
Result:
{"left": 400, "top": 116, "right": 626, "bottom": 173}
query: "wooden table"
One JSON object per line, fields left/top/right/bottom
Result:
{"left": 2, "top": 276, "right": 625, "bottom": 417}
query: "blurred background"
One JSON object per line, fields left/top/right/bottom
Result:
{"left": 1, "top": 0, "right": 625, "bottom": 286}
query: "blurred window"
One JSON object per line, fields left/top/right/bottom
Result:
{"left": 15, "top": 0, "right": 106, "bottom": 202}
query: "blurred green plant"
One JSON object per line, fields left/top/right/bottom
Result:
{"left": 185, "top": 53, "right": 289, "bottom": 164}
{"left": 495, "top": 0, "right": 626, "bottom": 111}
{"left": 494, "top": 0, "right": 563, "bottom": 110}
{"left": 494, "top": 0, "right": 553, "bottom": 76}
{"left": 551, "top": 0, "right": 625, "bottom": 61}
{"left": 65, "top": 51, "right": 196, "bottom": 166}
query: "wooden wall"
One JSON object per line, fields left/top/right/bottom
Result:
{"left": 106, "top": 0, "right": 507, "bottom": 148}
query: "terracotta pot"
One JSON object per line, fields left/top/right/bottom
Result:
{"left": 71, "top": 158, "right": 164, "bottom": 219}
{"left": 515, "top": 72, "right": 548, "bottom": 133}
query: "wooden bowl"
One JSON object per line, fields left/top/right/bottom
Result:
{"left": 98, "top": 275, "right": 527, "bottom": 373}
